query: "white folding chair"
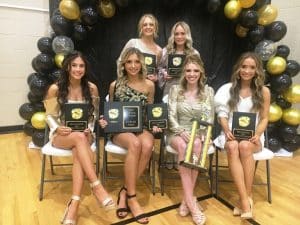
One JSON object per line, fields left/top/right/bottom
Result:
{"left": 39, "top": 126, "right": 99, "bottom": 200}
{"left": 214, "top": 131, "right": 274, "bottom": 203}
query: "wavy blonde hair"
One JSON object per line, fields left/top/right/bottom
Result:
{"left": 228, "top": 52, "right": 265, "bottom": 112}
{"left": 179, "top": 54, "right": 207, "bottom": 100}
{"left": 166, "top": 21, "right": 195, "bottom": 55}
{"left": 137, "top": 14, "right": 159, "bottom": 38}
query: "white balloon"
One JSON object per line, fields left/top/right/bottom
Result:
{"left": 254, "top": 40, "right": 277, "bottom": 61}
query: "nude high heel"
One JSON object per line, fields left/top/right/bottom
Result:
{"left": 90, "top": 180, "right": 115, "bottom": 210}
{"left": 240, "top": 197, "right": 253, "bottom": 219}
{"left": 60, "top": 195, "right": 80, "bottom": 225}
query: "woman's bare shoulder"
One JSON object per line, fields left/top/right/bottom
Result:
{"left": 88, "top": 82, "right": 99, "bottom": 96}
{"left": 46, "top": 83, "right": 58, "bottom": 98}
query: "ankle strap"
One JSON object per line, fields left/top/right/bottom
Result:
{"left": 90, "top": 179, "right": 101, "bottom": 188}
{"left": 71, "top": 195, "right": 80, "bottom": 201}
{"left": 126, "top": 193, "right": 136, "bottom": 199}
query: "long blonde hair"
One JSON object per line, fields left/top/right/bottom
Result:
{"left": 137, "top": 14, "right": 159, "bottom": 38}
{"left": 228, "top": 52, "right": 265, "bottom": 112}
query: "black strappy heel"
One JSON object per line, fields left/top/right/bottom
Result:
{"left": 126, "top": 193, "right": 149, "bottom": 224}
{"left": 116, "top": 186, "right": 130, "bottom": 219}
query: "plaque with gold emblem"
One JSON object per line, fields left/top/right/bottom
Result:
{"left": 65, "top": 103, "right": 89, "bottom": 131}
{"left": 232, "top": 112, "right": 256, "bottom": 140}
{"left": 168, "top": 54, "right": 186, "bottom": 77}
{"left": 143, "top": 53, "right": 156, "bottom": 75}
{"left": 104, "top": 102, "right": 142, "bottom": 133}
{"left": 146, "top": 103, "right": 168, "bottom": 129}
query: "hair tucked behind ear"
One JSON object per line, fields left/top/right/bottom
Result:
{"left": 228, "top": 52, "right": 265, "bottom": 112}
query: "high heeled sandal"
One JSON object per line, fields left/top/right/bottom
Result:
{"left": 126, "top": 193, "right": 149, "bottom": 224}
{"left": 179, "top": 196, "right": 203, "bottom": 217}
{"left": 60, "top": 195, "right": 80, "bottom": 225}
{"left": 116, "top": 186, "right": 130, "bottom": 219}
{"left": 240, "top": 197, "right": 253, "bottom": 219}
{"left": 233, "top": 206, "right": 241, "bottom": 216}
{"left": 191, "top": 208, "right": 206, "bottom": 225}
{"left": 90, "top": 180, "right": 115, "bottom": 210}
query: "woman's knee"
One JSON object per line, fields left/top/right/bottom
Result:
{"left": 225, "top": 141, "right": 239, "bottom": 157}
{"left": 71, "top": 132, "right": 89, "bottom": 145}
{"left": 239, "top": 141, "right": 255, "bottom": 157}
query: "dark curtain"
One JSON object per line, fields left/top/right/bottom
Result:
{"left": 50, "top": 0, "right": 248, "bottom": 105}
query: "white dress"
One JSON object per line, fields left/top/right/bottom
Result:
{"left": 213, "top": 83, "right": 264, "bottom": 149}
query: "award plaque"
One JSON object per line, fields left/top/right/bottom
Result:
{"left": 64, "top": 103, "right": 89, "bottom": 131}
{"left": 167, "top": 54, "right": 186, "bottom": 77}
{"left": 232, "top": 112, "right": 256, "bottom": 140}
{"left": 104, "top": 102, "right": 142, "bottom": 133}
{"left": 146, "top": 103, "right": 168, "bottom": 129}
{"left": 143, "top": 53, "right": 156, "bottom": 74}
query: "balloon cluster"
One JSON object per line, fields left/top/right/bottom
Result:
{"left": 222, "top": 0, "right": 300, "bottom": 153}
{"left": 19, "top": 0, "right": 299, "bottom": 151}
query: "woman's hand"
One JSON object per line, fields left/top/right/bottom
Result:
{"left": 225, "top": 130, "right": 235, "bottom": 141}
{"left": 249, "top": 134, "right": 260, "bottom": 144}
{"left": 56, "top": 126, "right": 72, "bottom": 136}
{"left": 99, "top": 115, "right": 108, "bottom": 129}
{"left": 83, "top": 128, "right": 92, "bottom": 136}
{"left": 147, "top": 74, "right": 158, "bottom": 82}
{"left": 179, "top": 131, "right": 190, "bottom": 143}
{"left": 152, "top": 126, "right": 162, "bottom": 133}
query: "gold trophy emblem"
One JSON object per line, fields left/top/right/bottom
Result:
{"left": 71, "top": 108, "right": 83, "bottom": 120}
{"left": 145, "top": 56, "right": 153, "bottom": 65}
{"left": 108, "top": 108, "right": 119, "bottom": 119}
{"left": 239, "top": 116, "right": 250, "bottom": 127}
{"left": 173, "top": 57, "right": 182, "bottom": 66}
{"left": 152, "top": 107, "right": 162, "bottom": 118}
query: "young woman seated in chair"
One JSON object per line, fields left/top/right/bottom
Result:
{"left": 214, "top": 52, "right": 270, "bottom": 219}
{"left": 99, "top": 47, "right": 161, "bottom": 224}
{"left": 44, "top": 51, "right": 114, "bottom": 225}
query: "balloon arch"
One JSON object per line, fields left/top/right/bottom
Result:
{"left": 19, "top": 0, "right": 300, "bottom": 152}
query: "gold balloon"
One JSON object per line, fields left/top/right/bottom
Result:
{"left": 31, "top": 112, "right": 46, "bottom": 129}
{"left": 224, "top": 0, "right": 242, "bottom": 20}
{"left": 59, "top": 0, "right": 80, "bottom": 20}
{"left": 239, "top": 0, "right": 256, "bottom": 8}
{"left": 55, "top": 54, "right": 65, "bottom": 68}
{"left": 99, "top": 0, "right": 116, "bottom": 18}
{"left": 268, "top": 103, "right": 283, "bottom": 122}
{"left": 283, "top": 84, "right": 300, "bottom": 104}
{"left": 257, "top": 4, "right": 278, "bottom": 26}
{"left": 235, "top": 24, "right": 249, "bottom": 38}
{"left": 266, "top": 56, "right": 286, "bottom": 75}
{"left": 282, "top": 108, "right": 300, "bottom": 126}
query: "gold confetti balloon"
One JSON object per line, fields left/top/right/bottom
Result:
{"left": 55, "top": 54, "right": 65, "bottom": 68}
{"left": 283, "top": 84, "right": 300, "bottom": 104}
{"left": 99, "top": 0, "right": 116, "bottom": 18}
{"left": 239, "top": 0, "right": 256, "bottom": 8}
{"left": 258, "top": 4, "right": 278, "bottom": 26}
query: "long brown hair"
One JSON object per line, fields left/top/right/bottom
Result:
{"left": 228, "top": 52, "right": 265, "bottom": 112}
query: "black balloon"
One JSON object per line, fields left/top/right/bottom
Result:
{"left": 37, "top": 37, "right": 54, "bottom": 54}
{"left": 77, "top": 0, "right": 91, "bottom": 7}
{"left": 27, "top": 92, "right": 44, "bottom": 103}
{"left": 24, "top": 121, "right": 35, "bottom": 136}
{"left": 32, "top": 129, "right": 46, "bottom": 147}
{"left": 270, "top": 73, "right": 292, "bottom": 93}
{"left": 27, "top": 72, "right": 39, "bottom": 85}
{"left": 248, "top": 25, "right": 264, "bottom": 44}
{"left": 73, "top": 22, "right": 88, "bottom": 41}
{"left": 279, "top": 125, "right": 298, "bottom": 142}
{"left": 276, "top": 95, "right": 292, "bottom": 109}
{"left": 115, "top": 0, "right": 129, "bottom": 7}
{"left": 19, "top": 103, "right": 36, "bottom": 120}
{"left": 207, "top": 0, "right": 221, "bottom": 14}
{"left": 33, "top": 102, "right": 46, "bottom": 112}
{"left": 50, "top": 14, "right": 73, "bottom": 36}
{"left": 33, "top": 53, "right": 55, "bottom": 74}
{"left": 81, "top": 6, "right": 98, "bottom": 26}
{"left": 268, "top": 136, "right": 282, "bottom": 152}
{"left": 282, "top": 135, "right": 300, "bottom": 152}
{"left": 285, "top": 60, "right": 300, "bottom": 77}
{"left": 267, "top": 122, "right": 279, "bottom": 135}
{"left": 276, "top": 45, "right": 290, "bottom": 59}
{"left": 239, "top": 9, "right": 258, "bottom": 28}
{"left": 29, "top": 75, "right": 49, "bottom": 97}
{"left": 252, "top": 0, "right": 268, "bottom": 10}
{"left": 49, "top": 68, "right": 63, "bottom": 82}
{"left": 265, "top": 21, "right": 287, "bottom": 42}
{"left": 264, "top": 70, "right": 271, "bottom": 84}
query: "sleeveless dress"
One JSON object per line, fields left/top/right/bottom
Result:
{"left": 213, "top": 83, "right": 264, "bottom": 149}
